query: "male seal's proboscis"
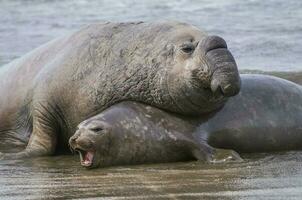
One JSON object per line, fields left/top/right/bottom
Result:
{"left": 0, "top": 21, "right": 240, "bottom": 159}
{"left": 70, "top": 74, "right": 302, "bottom": 168}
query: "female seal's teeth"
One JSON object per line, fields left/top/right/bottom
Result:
{"left": 83, "top": 160, "right": 91, "bottom": 165}
{"left": 79, "top": 152, "right": 83, "bottom": 161}
{"left": 83, "top": 151, "right": 94, "bottom": 166}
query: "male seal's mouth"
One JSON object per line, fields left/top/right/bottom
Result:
{"left": 75, "top": 148, "right": 95, "bottom": 167}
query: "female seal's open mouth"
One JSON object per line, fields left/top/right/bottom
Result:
{"left": 75, "top": 148, "right": 95, "bottom": 167}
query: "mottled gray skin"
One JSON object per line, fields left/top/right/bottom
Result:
{"left": 70, "top": 74, "right": 302, "bottom": 168}
{"left": 0, "top": 21, "right": 240, "bottom": 159}
{"left": 69, "top": 102, "right": 241, "bottom": 168}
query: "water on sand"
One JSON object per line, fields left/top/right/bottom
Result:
{"left": 1, "top": 152, "right": 302, "bottom": 199}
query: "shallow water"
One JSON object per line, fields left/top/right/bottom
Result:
{"left": 1, "top": 152, "right": 302, "bottom": 200}
{"left": 0, "top": 0, "right": 302, "bottom": 71}
{"left": 1, "top": 0, "right": 302, "bottom": 199}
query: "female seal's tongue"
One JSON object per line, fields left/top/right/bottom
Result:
{"left": 83, "top": 151, "right": 94, "bottom": 165}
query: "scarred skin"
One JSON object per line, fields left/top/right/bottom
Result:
{"left": 0, "top": 21, "right": 240, "bottom": 159}
{"left": 69, "top": 74, "right": 302, "bottom": 168}
{"left": 69, "top": 102, "right": 241, "bottom": 168}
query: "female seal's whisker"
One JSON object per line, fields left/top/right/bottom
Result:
{"left": 68, "top": 143, "right": 75, "bottom": 154}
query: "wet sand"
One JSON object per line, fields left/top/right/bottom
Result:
{"left": 1, "top": 152, "right": 302, "bottom": 199}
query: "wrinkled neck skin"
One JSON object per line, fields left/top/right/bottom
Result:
{"left": 87, "top": 48, "right": 226, "bottom": 117}
{"left": 164, "top": 58, "right": 228, "bottom": 115}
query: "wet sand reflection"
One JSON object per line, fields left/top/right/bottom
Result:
{"left": 1, "top": 152, "right": 302, "bottom": 199}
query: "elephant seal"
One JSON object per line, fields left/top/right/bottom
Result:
{"left": 203, "top": 74, "right": 302, "bottom": 152}
{"left": 69, "top": 74, "right": 302, "bottom": 168}
{"left": 0, "top": 21, "right": 240, "bottom": 159}
{"left": 69, "top": 102, "right": 241, "bottom": 168}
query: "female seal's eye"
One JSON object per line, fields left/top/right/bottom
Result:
{"left": 181, "top": 43, "right": 195, "bottom": 54}
{"left": 90, "top": 127, "right": 103, "bottom": 132}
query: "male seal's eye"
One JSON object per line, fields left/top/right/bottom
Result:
{"left": 181, "top": 44, "right": 195, "bottom": 54}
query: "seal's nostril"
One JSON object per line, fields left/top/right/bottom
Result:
{"left": 69, "top": 136, "right": 79, "bottom": 145}
{"left": 75, "top": 137, "right": 94, "bottom": 150}
{"left": 220, "top": 83, "right": 240, "bottom": 97}
{"left": 222, "top": 84, "right": 231, "bottom": 94}
{"left": 210, "top": 79, "right": 238, "bottom": 97}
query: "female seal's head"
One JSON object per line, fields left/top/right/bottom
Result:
{"left": 69, "top": 119, "right": 112, "bottom": 169}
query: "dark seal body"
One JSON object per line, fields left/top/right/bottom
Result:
{"left": 203, "top": 74, "right": 302, "bottom": 152}
{"left": 70, "top": 74, "right": 302, "bottom": 168}
{"left": 0, "top": 21, "right": 240, "bottom": 159}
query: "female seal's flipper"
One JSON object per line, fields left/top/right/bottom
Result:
{"left": 192, "top": 143, "right": 242, "bottom": 163}
{"left": 209, "top": 148, "right": 243, "bottom": 163}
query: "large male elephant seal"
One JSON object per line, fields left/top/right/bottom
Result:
{"left": 0, "top": 21, "right": 240, "bottom": 159}
{"left": 69, "top": 74, "right": 302, "bottom": 168}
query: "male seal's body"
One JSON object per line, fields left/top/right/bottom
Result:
{"left": 0, "top": 21, "right": 240, "bottom": 158}
{"left": 70, "top": 74, "right": 302, "bottom": 168}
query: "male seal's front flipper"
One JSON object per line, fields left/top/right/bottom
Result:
{"left": 0, "top": 103, "right": 58, "bottom": 160}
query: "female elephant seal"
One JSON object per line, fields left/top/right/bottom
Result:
{"left": 0, "top": 21, "right": 240, "bottom": 159}
{"left": 69, "top": 102, "right": 241, "bottom": 168}
{"left": 70, "top": 74, "right": 302, "bottom": 168}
